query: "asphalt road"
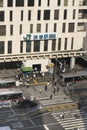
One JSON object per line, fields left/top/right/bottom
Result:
{"left": 0, "top": 106, "right": 87, "bottom": 130}
{"left": 0, "top": 107, "right": 64, "bottom": 130}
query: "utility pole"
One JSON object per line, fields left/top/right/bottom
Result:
{"left": 72, "top": 69, "right": 75, "bottom": 99}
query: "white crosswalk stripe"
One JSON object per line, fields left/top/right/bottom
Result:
{"left": 38, "top": 96, "right": 72, "bottom": 106}
{"left": 51, "top": 109, "right": 87, "bottom": 130}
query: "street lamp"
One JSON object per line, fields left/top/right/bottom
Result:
{"left": 55, "top": 58, "right": 57, "bottom": 79}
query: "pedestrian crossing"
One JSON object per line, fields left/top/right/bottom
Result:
{"left": 38, "top": 95, "right": 72, "bottom": 106}
{"left": 51, "top": 109, "right": 87, "bottom": 130}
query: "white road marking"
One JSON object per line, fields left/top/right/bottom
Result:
{"left": 44, "top": 125, "right": 49, "bottom": 130}
{"left": 29, "top": 118, "right": 36, "bottom": 126}
{"left": 10, "top": 107, "right": 16, "bottom": 116}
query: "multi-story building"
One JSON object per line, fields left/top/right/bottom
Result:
{"left": 0, "top": 0, "right": 87, "bottom": 72}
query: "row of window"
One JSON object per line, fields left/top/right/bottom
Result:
{"left": 0, "top": 38, "right": 74, "bottom": 54}
{"left": 0, "top": 0, "right": 75, "bottom": 7}
{"left": 0, "top": 9, "right": 76, "bottom": 22}
{"left": 0, "top": 23, "right": 75, "bottom": 36}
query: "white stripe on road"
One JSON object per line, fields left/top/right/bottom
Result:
{"left": 29, "top": 118, "right": 36, "bottom": 126}
{"left": 10, "top": 107, "right": 16, "bottom": 115}
{"left": 44, "top": 125, "right": 49, "bottom": 130}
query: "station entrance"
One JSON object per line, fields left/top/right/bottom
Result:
{"left": 32, "top": 64, "right": 41, "bottom": 71}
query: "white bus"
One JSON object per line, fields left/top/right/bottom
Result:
{"left": 0, "top": 78, "right": 16, "bottom": 89}
{"left": 0, "top": 89, "right": 23, "bottom": 107}
{"left": 58, "top": 70, "right": 87, "bottom": 86}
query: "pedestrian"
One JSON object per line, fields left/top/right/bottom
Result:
{"left": 42, "top": 72, "right": 45, "bottom": 77}
{"left": 39, "top": 89, "right": 42, "bottom": 94}
{"left": 60, "top": 112, "right": 64, "bottom": 119}
{"left": 33, "top": 74, "right": 36, "bottom": 78}
{"left": 45, "top": 84, "right": 47, "bottom": 91}
{"left": 54, "top": 78, "right": 57, "bottom": 85}
{"left": 47, "top": 80, "right": 50, "bottom": 86}
{"left": 53, "top": 87, "right": 56, "bottom": 94}
{"left": 56, "top": 87, "right": 59, "bottom": 92}
{"left": 50, "top": 93, "right": 52, "bottom": 99}
{"left": 75, "top": 126, "right": 80, "bottom": 130}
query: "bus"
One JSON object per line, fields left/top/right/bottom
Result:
{"left": 0, "top": 89, "right": 23, "bottom": 107}
{"left": 0, "top": 78, "right": 16, "bottom": 89}
{"left": 58, "top": 70, "right": 87, "bottom": 86}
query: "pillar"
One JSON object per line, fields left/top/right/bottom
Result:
{"left": 70, "top": 57, "right": 75, "bottom": 70}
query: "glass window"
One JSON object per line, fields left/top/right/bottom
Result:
{"left": 57, "top": 0, "right": 61, "bottom": 6}
{"left": 44, "top": 40, "right": 48, "bottom": 51}
{"left": 64, "top": 0, "right": 68, "bottom": 6}
{"left": 30, "top": 24, "right": 33, "bottom": 33}
{"left": 28, "top": 0, "right": 34, "bottom": 6}
{"left": 45, "top": 23, "right": 48, "bottom": 32}
{"left": 20, "top": 24, "right": 22, "bottom": 34}
{"left": 37, "top": 10, "right": 41, "bottom": 20}
{"left": 52, "top": 40, "right": 56, "bottom": 51}
{"left": 38, "top": 0, "right": 41, "bottom": 6}
{"left": 44, "top": 10, "right": 50, "bottom": 20}
{"left": 16, "top": 0, "right": 24, "bottom": 7}
{"left": 10, "top": 11, "right": 13, "bottom": 21}
{"left": 54, "top": 23, "right": 57, "bottom": 32}
{"left": 0, "top": 95, "right": 6, "bottom": 101}
{"left": 64, "top": 10, "right": 67, "bottom": 19}
{"left": 20, "top": 41, "right": 23, "bottom": 53}
{"left": 0, "top": 11, "right": 4, "bottom": 21}
{"left": 26, "top": 41, "right": 31, "bottom": 52}
{"left": 71, "top": 38, "right": 74, "bottom": 49}
{"left": 64, "top": 38, "right": 67, "bottom": 50}
{"left": 58, "top": 38, "right": 61, "bottom": 50}
{"left": 10, "top": 25, "right": 13, "bottom": 35}
{"left": 73, "top": 9, "right": 75, "bottom": 19}
{"left": 0, "top": 0, "right": 3, "bottom": 7}
{"left": 72, "top": 0, "right": 75, "bottom": 6}
{"left": 21, "top": 10, "right": 23, "bottom": 21}
{"left": 7, "top": 0, "right": 13, "bottom": 7}
{"left": 28, "top": 10, "right": 31, "bottom": 21}
{"left": 0, "top": 25, "right": 6, "bottom": 36}
{"left": 68, "top": 23, "right": 74, "bottom": 32}
{"left": 34, "top": 41, "right": 40, "bottom": 52}
{"left": 47, "top": 0, "right": 50, "bottom": 6}
{"left": 37, "top": 24, "right": 41, "bottom": 32}
{"left": 8, "top": 41, "right": 12, "bottom": 54}
{"left": 62, "top": 23, "right": 66, "bottom": 33}
{"left": 54, "top": 10, "right": 59, "bottom": 20}
{"left": 0, "top": 41, "right": 4, "bottom": 54}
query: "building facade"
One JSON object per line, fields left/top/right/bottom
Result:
{"left": 0, "top": 0, "right": 87, "bottom": 72}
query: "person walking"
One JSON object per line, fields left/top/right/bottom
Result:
{"left": 47, "top": 80, "right": 50, "bottom": 86}
{"left": 50, "top": 93, "right": 52, "bottom": 99}
{"left": 39, "top": 89, "right": 42, "bottom": 94}
{"left": 53, "top": 87, "right": 56, "bottom": 95}
{"left": 56, "top": 87, "right": 59, "bottom": 92}
{"left": 60, "top": 112, "right": 64, "bottom": 120}
{"left": 44, "top": 84, "right": 47, "bottom": 91}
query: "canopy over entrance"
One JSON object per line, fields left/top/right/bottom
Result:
{"left": 21, "top": 66, "right": 33, "bottom": 72}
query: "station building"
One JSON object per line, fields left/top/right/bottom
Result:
{"left": 0, "top": 0, "right": 87, "bottom": 72}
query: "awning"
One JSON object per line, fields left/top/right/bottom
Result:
{"left": 21, "top": 66, "right": 33, "bottom": 72}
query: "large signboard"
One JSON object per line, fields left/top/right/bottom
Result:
{"left": 21, "top": 33, "right": 57, "bottom": 41}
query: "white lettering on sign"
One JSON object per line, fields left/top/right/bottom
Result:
{"left": 21, "top": 33, "right": 57, "bottom": 41}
